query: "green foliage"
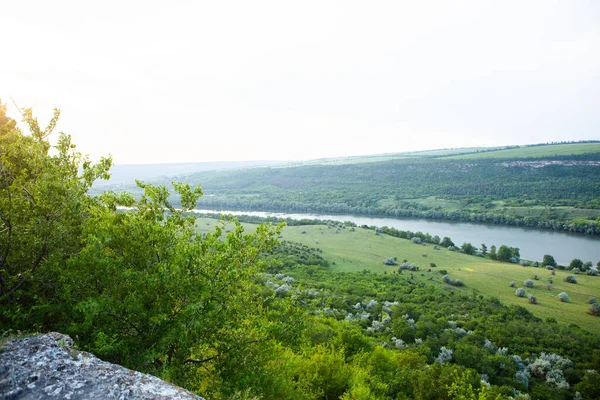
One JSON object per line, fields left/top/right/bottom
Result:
{"left": 0, "top": 103, "right": 111, "bottom": 325}
{"left": 543, "top": 254, "right": 558, "bottom": 267}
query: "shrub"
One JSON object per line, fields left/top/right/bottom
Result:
{"left": 442, "top": 274, "right": 464, "bottom": 287}
{"left": 509, "top": 281, "right": 516, "bottom": 287}
{"left": 383, "top": 257, "right": 397, "bottom": 266}
{"left": 429, "top": 263, "right": 437, "bottom": 268}
{"left": 558, "top": 292, "right": 570, "bottom": 302}
{"left": 565, "top": 275, "right": 578, "bottom": 284}
{"left": 524, "top": 279, "right": 534, "bottom": 288}
{"left": 435, "top": 346, "right": 453, "bottom": 364}
{"left": 438, "top": 269, "right": 448, "bottom": 275}
{"left": 587, "top": 267, "right": 599, "bottom": 276}
{"left": 411, "top": 237, "right": 422, "bottom": 244}
{"left": 572, "top": 268, "right": 581, "bottom": 275}
{"left": 589, "top": 296, "right": 597, "bottom": 304}
{"left": 589, "top": 303, "right": 600, "bottom": 316}
{"left": 528, "top": 294, "right": 537, "bottom": 304}
{"left": 515, "top": 288, "right": 526, "bottom": 297}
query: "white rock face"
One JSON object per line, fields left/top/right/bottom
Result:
{"left": 0, "top": 332, "right": 204, "bottom": 400}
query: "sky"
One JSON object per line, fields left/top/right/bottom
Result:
{"left": 1, "top": 1, "right": 599, "bottom": 164}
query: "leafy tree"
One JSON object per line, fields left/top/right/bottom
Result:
{"left": 542, "top": 254, "right": 557, "bottom": 268}
{"left": 441, "top": 237, "right": 455, "bottom": 248}
{"left": 461, "top": 242, "right": 475, "bottom": 255}
{"left": 489, "top": 245, "right": 497, "bottom": 260}
{"left": 497, "top": 246, "right": 513, "bottom": 262}
{"left": 0, "top": 103, "right": 111, "bottom": 325}
{"left": 570, "top": 259, "right": 583, "bottom": 270}
{"left": 480, "top": 244, "right": 487, "bottom": 256}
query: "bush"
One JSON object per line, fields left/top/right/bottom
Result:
{"left": 442, "top": 274, "right": 464, "bottom": 287}
{"left": 528, "top": 294, "right": 537, "bottom": 304}
{"left": 589, "top": 303, "right": 600, "bottom": 316}
{"left": 383, "top": 257, "right": 397, "bottom": 266}
{"left": 572, "top": 268, "right": 581, "bottom": 275}
{"left": 411, "top": 237, "right": 422, "bottom": 244}
{"left": 509, "top": 281, "right": 516, "bottom": 287}
{"left": 515, "top": 288, "right": 526, "bottom": 297}
{"left": 558, "top": 292, "right": 570, "bottom": 302}
{"left": 524, "top": 279, "right": 534, "bottom": 288}
{"left": 430, "top": 263, "right": 437, "bottom": 268}
{"left": 565, "top": 275, "right": 578, "bottom": 284}
{"left": 589, "top": 296, "right": 597, "bottom": 304}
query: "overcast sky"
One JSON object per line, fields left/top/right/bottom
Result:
{"left": 1, "top": 1, "right": 599, "bottom": 164}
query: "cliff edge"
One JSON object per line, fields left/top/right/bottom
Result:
{"left": 0, "top": 332, "right": 204, "bottom": 399}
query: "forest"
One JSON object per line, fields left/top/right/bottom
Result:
{"left": 118, "top": 148, "right": 600, "bottom": 236}
{"left": 2, "top": 104, "right": 600, "bottom": 400}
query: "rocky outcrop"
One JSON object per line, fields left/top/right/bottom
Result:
{"left": 0, "top": 332, "right": 204, "bottom": 399}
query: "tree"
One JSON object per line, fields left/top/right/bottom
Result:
{"left": 0, "top": 103, "right": 111, "bottom": 324}
{"left": 461, "top": 242, "right": 475, "bottom": 255}
{"left": 441, "top": 237, "right": 455, "bottom": 248}
{"left": 497, "top": 245, "right": 513, "bottom": 262}
{"left": 570, "top": 259, "right": 583, "bottom": 271}
{"left": 542, "top": 254, "right": 557, "bottom": 268}
{"left": 489, "top": 245, "right": 497, "bottom": 260}
{"left": 480, "top": 244, "right": 487, "bottom": 256}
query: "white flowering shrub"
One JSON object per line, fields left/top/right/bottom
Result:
{"left": 558, "top": 292, "right": 570, "bottom": 302}
{"left": 282, "top": 276, "right": 295, "bottom": 283}
{"left": 274, "top": 284, "right": 290, "bottom": 297}
{"left": 565, "top": 275, "right": 578, "bottom": 284}
{"left": 435, "top": 346, "right": 453, "bottom": 364}
{"left": 527, "top": 352, "right": 573, "bottom": 390}
{"left": 515, "top": 288, "right": 526, "bottom": 297}
{"left": 483, "top": 339, "right": 496, "bottom": 351}
{"left": 366, "top": 299, "right": 378, "bottom": 310}
{"left": 524, "top": 279, "right": 534, "bottom": 288}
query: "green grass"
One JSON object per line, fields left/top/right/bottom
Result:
{"left": 448, "top": 143, "right": 600, "bottom": 159}
{"left": 195, "top": 217, "right": 600, "bottom": 333}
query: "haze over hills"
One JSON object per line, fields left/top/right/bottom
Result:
{"left": 93, "top": 159, "right": 285, "bottom": 189}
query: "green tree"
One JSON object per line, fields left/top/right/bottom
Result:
{"left": 461, "top": 242, "right": 475, "bottom": 255}
{"left": 542, "top": 254, "right": 557, "bottom": 267}
{"left": 489, "top": 245, "right": 497, "bottom": 260}
{"left": 497, "top": 245, "right": 512, "bottom": 262}
{"left": 480, "top": 244, "right": 487, "bottom": 256}
{"left": 0, "top": 103, "right": 111, "bottom": 325}
{"left": 441, "top": 237, "right": 455, "bottom": 248}
{"left": 569, "top": 259, "right": 583, "bottom": 270}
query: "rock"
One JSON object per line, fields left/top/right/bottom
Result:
{"left": 0, "top": 332, "right": 204, "bottom": 400}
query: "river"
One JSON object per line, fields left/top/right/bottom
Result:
{"left": 192, "top": 209, "right": 600, "bottom": 266}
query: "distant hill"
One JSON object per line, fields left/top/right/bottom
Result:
{"left": 99, "top": 141, "right": 600, "bottom": 235}
{"left": 446, "top": 142, "right": 600, "bottom": 160}
{"left": 93, "top": 160, "right": 285, "bottom": 190}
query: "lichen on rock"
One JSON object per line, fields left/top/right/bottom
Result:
{"left": 0, "top": 332, "right": 204, "bottom": 399}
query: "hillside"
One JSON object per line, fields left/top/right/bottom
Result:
{"left": 195, "top": 217, "right": 600, "bottom": 333}
{"left": 448, "top": 142, "right": 600, "bottom": 160}
{"left": 122, "top": 142, "right": 600, "bottom": 235}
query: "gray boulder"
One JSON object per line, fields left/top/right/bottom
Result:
{"left": 0, "top": 332, "right": 204, "bottom": 399}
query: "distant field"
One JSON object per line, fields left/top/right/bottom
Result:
{"left": 195, "top": 217, "right": 600, "bottom": 332}
{"left": 448, "top": 143, "right": 600, "bottom": 159}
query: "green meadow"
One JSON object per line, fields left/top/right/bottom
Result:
{"left": 196, "top": 217, "right": 600, "bottom": 333}
{"left": 449, "top": 142, "right": 600, "bottom": 159}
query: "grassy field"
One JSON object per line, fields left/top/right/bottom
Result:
{"left": 195, "top": 217, "right": 600, "bottom": 333}
{"left": 448, "top": 142, "right": 600, "bottom": 159}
